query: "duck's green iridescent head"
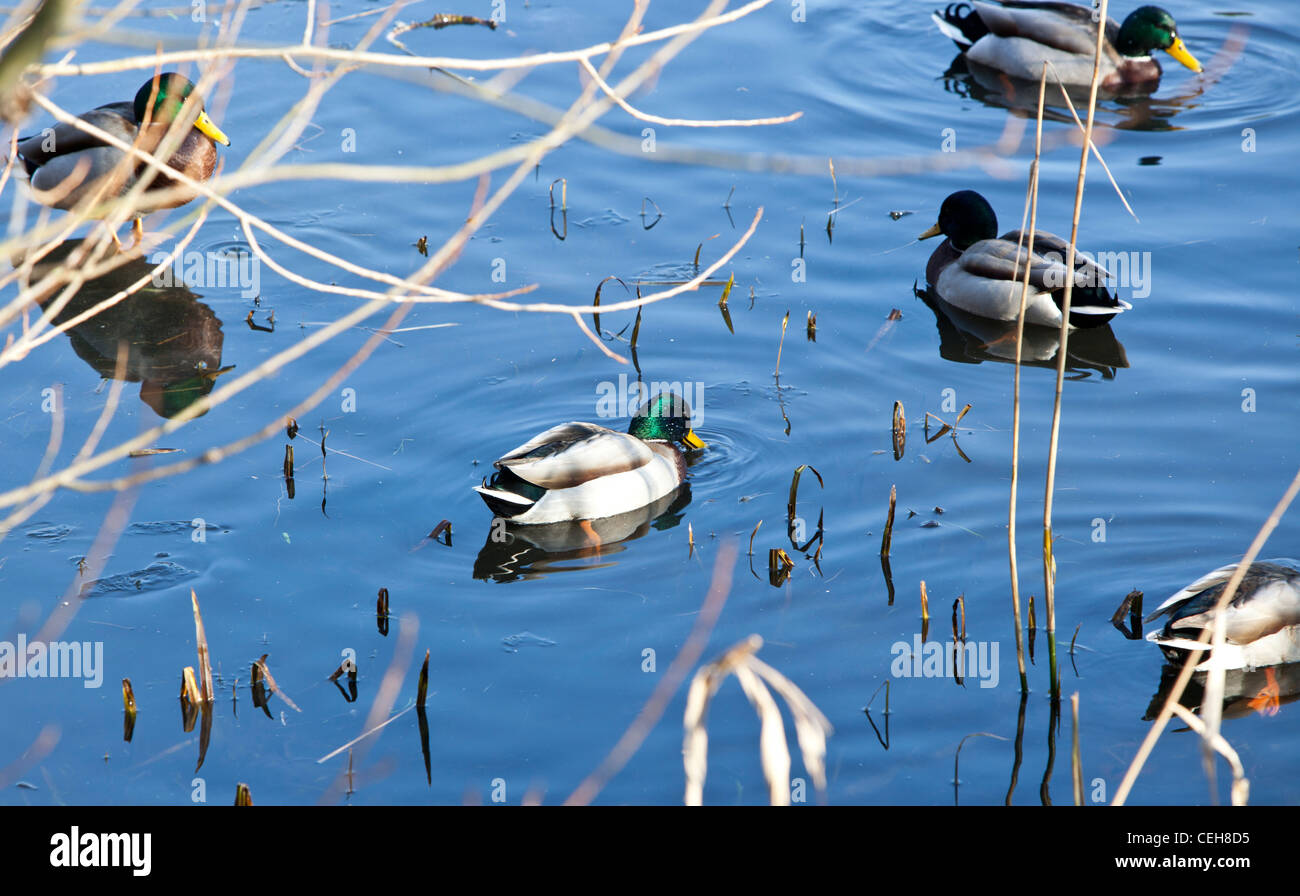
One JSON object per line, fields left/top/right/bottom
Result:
{"left": 133, "top": 73, "right": 231, "bottom": 146}
{"left": 918, "top": 190, "right": 998, "bottom": 251}
{"left": 627, "top": 392, "right": 706, "bottom": 449}
{"left": 1116, "top": 6, "right": 1201, "bottom": 72}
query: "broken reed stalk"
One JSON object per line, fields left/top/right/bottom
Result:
{"left": 920, "top": 580, "right": 930, "bottom": 621}
{"left": 320, "top": 422, "right": 329, "bottom": 480}
{"left": 891, "top": 400, "right": 906, "bottom": 460}
{"left": 1006, "top": 62, "right": 1049, "bottom": 697}
{"left": 748, "top": 520, "right": 762, "bottom": 556}
{"left": 191, "top": 589, "right": 213, "bottom": 704}
{"left": 1166, "top": 704, "right": 1249, "bottom": 806}
{"left": 786, "top": 464, "right": 823, "bottom": 528}
{"left": 121, "top": 678, "right": 136, "bottom": 715}
{"left": 1041, "top": 0, "right": 1109, "bottom": 703}
{"left": 549, "top": 177, "right": 567, "bottom": 211}
{"left": 283, "top": 444, "right": 294, "bottom": 478}
{"left": 234, "top": 783, "right": 253, "bottom": 806}
{"left": 1071, "top": 693, "right": 1082, "bottom": 806}
{"left": 774, "top": 309, "right": 790, "bottom": 377}
{"left": 417, "top": 649, "right": 430, "bottom": 708}
{"left": 688, "top": 522, "right": 695, "bottom": 557}
{"left": 181, "top": 667, "right": 201, "bottom": 706}
{"left": 806, "top": 310, "right": 816, "bottom": 340}
{"left": 880, "top": 485, "right": 897, "bottom": 559}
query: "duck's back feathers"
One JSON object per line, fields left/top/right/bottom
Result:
{"left": 18, "top": 105, "right": 142, "bottom": 208}
{"left": 493, "top": 422, "right": 655, "bottom": 489}
{"left": 968, "top": 1, "right": 1119, "bottom": 55}
{"left": 932, "top": 232, "right": 1129, "bottom": 328}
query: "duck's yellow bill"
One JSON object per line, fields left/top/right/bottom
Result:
{"left": 194, "top": 111, "right": 231, "bottom": 147}
{"left": 918, "top": 222, "right": 943, "bottom": 240}
{"left": 1166, "top": 36, "right": 1201, "bottom": 73}
{"left": 682, "top": 430, "right": 707, "bottom": 450}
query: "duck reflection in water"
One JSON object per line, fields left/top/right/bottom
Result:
{"left": 27, "top": 240, "right": 233, "bottom": 419}
{"left": 915, "top": 284, "right": 1129, "bottom": 380}
{"left": 473, "top": 484, "right": 691, "bottom": 583}
{"left": 1144, "top": 660, "right": 1300, "bottom": 722}
{"left": 938, "top": 53, "right": 1210, "bottom": 132}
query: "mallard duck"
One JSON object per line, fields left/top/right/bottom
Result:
{"left": 1145, "top": 559, "right": 1300, "bottom": 670}
{"left": 473, "top": 391, "right": 706, "bottom": 525}
{"left": 932, "top": 2, "right": 1201, "bottom": 90}
{"left": 918, "top": 190, "right": 1131, "bottom": 329}
{"left": 17, "top": 73, "right": 230, "bottom": 242}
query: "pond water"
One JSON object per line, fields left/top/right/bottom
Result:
{"left": 1, "top": 0, "right": 1297, "bottom": 806}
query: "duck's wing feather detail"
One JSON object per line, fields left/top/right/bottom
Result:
{"left": 971, "top": 1, "right": 1117, "bottom": 55}
{"left": 1000, "top": 229, "right": 1115, "bottom": 283}
{"left": 17, "top": 104, "right": 135, "bottom": 171}
{"left": 956, "top": 238, "right": 1071, "bottom": 293}
{"left": 1146, "top": 561, "right": 1300, "bottom": 644}
{"left": 494, "top": 422, "right": 653, "bottom": 489}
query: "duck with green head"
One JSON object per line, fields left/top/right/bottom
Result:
{"left": 474, "top": 391, "right": 707, "bottom": 525}
{"left": 17, "top": 73, "right": 231, "bottom": 245}
{"left": 919, "top": 190, "right": 1131, "bottom": 329}
{"left": 932, "top": 2, "right": 1202, "bottom": 90}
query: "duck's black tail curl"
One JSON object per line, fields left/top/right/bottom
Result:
{"left": 932, "top": 3, "right": 989, "bottom": 49}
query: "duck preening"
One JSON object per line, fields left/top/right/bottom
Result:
{"left": 1145, "top": 559, "right": 1300, "bottom": 670}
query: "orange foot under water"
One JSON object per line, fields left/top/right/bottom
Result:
{"left": 1247, "top": 666, "right": 1281, "bottom": 717}
{"left": 578, "top": 519, "right": 603, "bottom": 558}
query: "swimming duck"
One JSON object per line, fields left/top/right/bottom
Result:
{"left": 918, "top": 190, "right": 1131, "bottom": 329}
{"left": 932, "top": 2, "right": 1202, "bottom": 91}
{"left": 1145, "top": 559, "right": 1300, "bottom": 670}
{"left": 473, "top": 391, "right": 706, "bottom": 525}
{"left": 17, "top": 73, "right": 230, "bottom": 243}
